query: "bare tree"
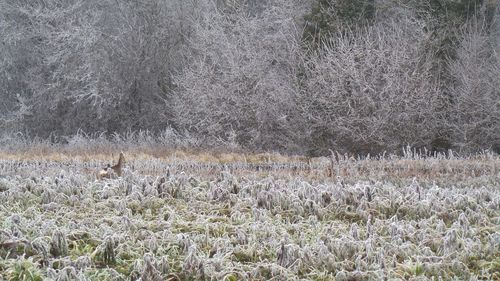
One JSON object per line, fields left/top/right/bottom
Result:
{"left": 0, "top": 0, "right": 193, "bottom": 137}
{"left": 173, "top": 0, "right": 309, "bottom": 151}
{"left": 0, "top": 0, "right": 497, "bottom": 154}
{"left": 0, "top": 0, "right": 54, "bottom": 132}
{"left": 489, "top": 0, "right": 500, "bottom": 56}
{"left": 300, "top": 17, "right": 441, "bottom": 155}
{"left": 446, "top": 20, "right": 500, "bottom": 153}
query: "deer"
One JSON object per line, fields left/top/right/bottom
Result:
{"left": 97, "top": 152, "right": 125, "bottom": 180}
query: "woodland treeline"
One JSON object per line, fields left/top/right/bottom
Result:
{"left": 0, "top": 0, "right": 499, "bottom": 155}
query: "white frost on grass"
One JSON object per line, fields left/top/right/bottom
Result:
{"left": 0, "top": 155, "right": 498, "bottom": 280}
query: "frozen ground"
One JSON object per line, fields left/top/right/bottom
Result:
{"left": 0, "top": 152, "right": 499, "bottom": 280}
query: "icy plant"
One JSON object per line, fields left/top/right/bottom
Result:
{"left": 140, "top": 254, "right": 162, "bottom": 281}
{"left": 50, "top": 230, "right": 68, "bottom": 257}
{"left": 183, "top": 245, "right": 205, "bottom": 279}
{"left": 0, "top": 152, "right": 498, "bottom": 280}
{"left": 103, "top": 236, "right": 116, "bottom": 265}
{"left": 5, "top": 256, "right": 44, "bottom": 281}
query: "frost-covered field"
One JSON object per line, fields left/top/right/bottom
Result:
{"left": 0, "top": 152, "right": 499, "bottom": 280}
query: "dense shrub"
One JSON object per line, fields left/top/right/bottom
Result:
{"left": 0, "top": 0, "right": 498, "bottom": 155}
{"left": 303, "top": 0, "right": 375, "bottom": 46}
{"left": 445, "top": 21, "right": 500, "bottom": 153}
{"left": 299, "top": 19, "right": 441, "bottom": 155}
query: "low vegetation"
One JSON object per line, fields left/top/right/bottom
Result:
{"left": 0, "top": 149, "right": 498, "bottom": 280}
